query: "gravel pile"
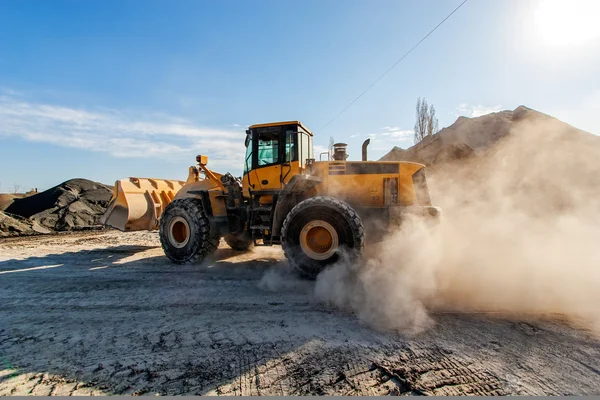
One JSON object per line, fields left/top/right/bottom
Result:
{"left": 0, "top": 211, "right": 50, "bottom": 237}
{"left": 4, "top": 179, "right": 113, "bottom": 232}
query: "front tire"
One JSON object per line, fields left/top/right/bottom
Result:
{"left": 281, "top": 197, "right": 364, "bottom": 279}
{"left": 159, "top": 198, "right": 219, "bottom": 264}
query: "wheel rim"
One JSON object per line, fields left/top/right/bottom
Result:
{"left": 168, "top": 216, "right": 190, "bottom": 248}
{"left": 299, "top": 220, "right": 339, "bottom": 260}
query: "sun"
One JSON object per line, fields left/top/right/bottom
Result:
{"left": 534, "top": 0, "right": 600, "bottom": 47}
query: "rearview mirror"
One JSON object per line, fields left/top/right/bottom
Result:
{"left": 245, "top": 130, "right": 251, "bottom": 147}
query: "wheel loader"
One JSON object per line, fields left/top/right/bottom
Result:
{"left": 101, "top": 121, "right": 440, "bottom": 278}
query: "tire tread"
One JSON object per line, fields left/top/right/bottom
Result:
{"left": 159, "top": 198, "right": 219, "bottom": 264}
{"left": 281, "top": 196, "right": 365, "bottom": 278}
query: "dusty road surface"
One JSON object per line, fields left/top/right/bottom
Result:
{"left": 1, "top": 231, "right": 599, "bottom": 396}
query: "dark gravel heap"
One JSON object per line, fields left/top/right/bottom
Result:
{"left": 5, "top": 179, "right": 113, "bottom": 231}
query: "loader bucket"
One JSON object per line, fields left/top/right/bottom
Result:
{"left": 100, "top": 177, "right": 186, "bottom": 231}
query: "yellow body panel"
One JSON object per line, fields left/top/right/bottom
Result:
{"left": 208, "top": 191, "right": 228, "bottom": 217}
{"left": 306, "top": 161, "right": 425, "bottom": 207}
{"left": 241, "top": 159, "right": 425, "bottom": 208}
{"left": 242, "top": 161, "right": 303, "bottom": 196}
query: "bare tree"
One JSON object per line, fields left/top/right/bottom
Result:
{"left": 414, "top": 97, "right": 440, "bottom": 144}
{"left": 414, "top": 97, "right": 429, "bottom": 144}
{"left": 13, "top": 183, "right": 20, "bottom": 194}
{"left": 427, "top": 104, "right": 439, "bottom": 137}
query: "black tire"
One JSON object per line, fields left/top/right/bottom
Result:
{"left": 281, "top": 196, "right": 364, "bottom": 279}
{"left": 224, "top": 233, "right": 253, "bottom": 251}
{"left": 159, "top": 198, "right": 219, "bottom": 264}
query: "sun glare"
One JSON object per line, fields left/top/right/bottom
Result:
{"left": 534, "top": 0, "right": 600, "bottom": 47}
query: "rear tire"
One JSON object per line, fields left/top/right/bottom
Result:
{"left": 281, "top": 196, "right": 364, "bottom": 279}
{"left": 224, "top": 233, "right": 253, "bottom": 251}
{"left": 159, "top": 198, "right": 219, "bottom": 264}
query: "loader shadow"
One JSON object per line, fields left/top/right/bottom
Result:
{"left": 0, "top": 244, "right": 283, "bottom": 276}
{"left": 0, "top": 245, "right": 158, "bottom": 274}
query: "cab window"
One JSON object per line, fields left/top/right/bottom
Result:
{"left": 299, "top": 132, "right": 310, "bottom": 166}
{"left": 257, "top": 130, "right": 279, "bottom": 167}
{"left": 285, "top": 129, "right": 296, "bottom": 162}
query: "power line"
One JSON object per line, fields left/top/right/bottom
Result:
{"left": 319, "top": 0, "right": 468, "bottom": 132}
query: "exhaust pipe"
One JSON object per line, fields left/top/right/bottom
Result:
{"left": 362, "top": 138, "right": 370, "bottom": 161}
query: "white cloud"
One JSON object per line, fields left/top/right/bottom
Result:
{"left": 0, "top": 87, "right": 23, "bottom": 96}
{"left": 364, "top": 127, "right": 414, "bottom": 143}
{"left": 313, "top": 145, "right": 330, "bottom": 160}
{"left": 378, "top": 126, "right": 413, "bottom": 139}
{"left": 456, "top": 103, "right": 504, "bottom": 118}
{"left": 353, "top": 127, "right": 416, "bottom": 154}
{"left": 0, "top": 93, "right": 246, "bottom": 168}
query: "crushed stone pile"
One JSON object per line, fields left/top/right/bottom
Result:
{"left": 380, "top": 105, "right": 593, "bottom": 165}
{"left": 5, "top": 179, "right": 113, "bottom": 232}
{"left": 0, "top": 211, "right": 51, "bottom": 237}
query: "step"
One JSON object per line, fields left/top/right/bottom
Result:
{"left": 250, "top": 225, "right": 271, "bottom": 230}
{"left": 251, "top": 206, "right": 273, "bottom": 212}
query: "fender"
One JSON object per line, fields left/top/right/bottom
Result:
{"left": 271, "top": 175, "right": 322, "bottom": 237}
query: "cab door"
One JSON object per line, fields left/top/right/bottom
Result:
{"left": 254, "top": 128, "right": 283, "bottom": 191}
{"left": 242, "top": 126, "right": 284, "bottom": 195}
{"left": 242, "top": 126, "right": 303, "bottom": 196}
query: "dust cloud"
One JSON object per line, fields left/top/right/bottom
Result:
{"left": 316, "top": 118, "right": 600, "bottom": 334}
{"left": 259, "top": 267, "right": 313, "bottom": 293}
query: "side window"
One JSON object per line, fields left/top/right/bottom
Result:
{"left": 257, "top": 131, "right": 279, "bottom": 167}
{"left": 285, "top": 130, "right": 296, "bottom": 162}
{"left": 300, "top": 133, "right": 310, "bottom": 166}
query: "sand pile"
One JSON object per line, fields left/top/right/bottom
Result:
{"left": 0, "top": 193, "right": 29, "bottom": 212}
{"left": 0, "top": 194, "right": 17, "bottom": 211}
{"left": 380, "top": 105, "right": 592, "bottom": 165}
{"left": 5, "top": 179, "right": 113, "bottom": 232}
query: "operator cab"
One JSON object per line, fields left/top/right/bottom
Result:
{"left": 244, "top": 121, "right": 314, "bottom": 173}
{"left": 243, "top": 121, "right": 314, "bottom": 193}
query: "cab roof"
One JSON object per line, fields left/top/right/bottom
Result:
{"left": 249, "top": 121, "right": 313, "bottom": 136}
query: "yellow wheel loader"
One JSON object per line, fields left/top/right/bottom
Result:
{"left": 101, "top": 121, "right": 440, "bottom": 278}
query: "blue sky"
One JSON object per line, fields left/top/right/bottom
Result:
{"left": 1, "top": 0, "right": 599, "bottom": 191}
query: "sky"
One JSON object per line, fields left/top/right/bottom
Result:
{"left": 0, "top": 0, "right": 599, "bottom": 192}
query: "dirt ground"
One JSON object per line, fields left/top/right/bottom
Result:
{"left": 1, "top": 231, "right": 599, "bottom": 396}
